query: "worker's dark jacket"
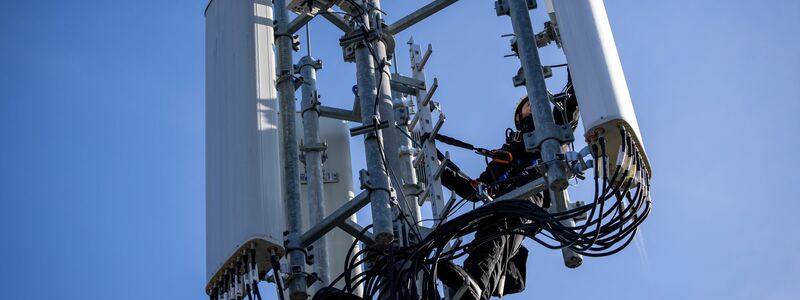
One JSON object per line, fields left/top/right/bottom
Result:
{"left": 441, "top": 80, "right": 580, "bottom": 203}
{"left": 438, "top": 81, "right": 579, "bottom": 299}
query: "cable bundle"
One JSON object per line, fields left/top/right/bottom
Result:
{"left": 318, "top": 127, "right": 651, "bottom": 299}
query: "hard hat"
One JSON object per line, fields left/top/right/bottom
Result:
{"left": 514, "top": 96, "right": 534, "bottom": 132}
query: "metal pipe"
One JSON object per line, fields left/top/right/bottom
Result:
{"left": 550, "top": 189, "right": 584, "bottom": 268}
{"left": 286, "top": 2, "right": 337, "bottom": 34}
{"left": 387, "top": 0, "right": 459, "bottom": 35}
{"left": 318, "top": 105, "right": 361, "bottom": 122}
{"left": 352, "top": 2, "right": 395, "bottom": 246}
{"left": 287, "top": 13, "right": 314, "bottom": 34}
{"left": 506, "top": 0, "right": 569, "bottom": 190}
{"left": 338, "top": 219, "right": 377, "bottom": 247}
{"left": 367, "top": 0, "right": 417, "bottom": 247}
{"left": 322, "top": 8, "right": 351, "bottom": 33}
{"left": 300, "top": 191, "right": 371, "bottom": 248}
{"left": 298, "top": 55, "right": 330, "bottom": 288}
{"left": 505, "top": 0, "right": 581, "bottom": 267}
{"left": 493, "top": 177, "right": 546, "bottom": 202}
{"left": 392, "top": 91, "right": 423, "bottom": 238}
{"left": 274, "top": 0, "right": 308, "bottom": 298}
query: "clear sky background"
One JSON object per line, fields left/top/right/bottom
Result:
{"left": 1, "top": 0, "right": 799, "bottom": 299}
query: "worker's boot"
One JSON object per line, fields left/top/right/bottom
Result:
{"left": 452, "top": 275, "right": 482, "bottom": 300}
{"left": 437, "top": 261, "right": 483, "bottom": 300}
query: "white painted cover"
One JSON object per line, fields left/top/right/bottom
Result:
{"left": 205, "top": 0, "right": 285, "bottom": 289}
{"left": 552, "top": 0, "right": 650, "bottom": 172}
{"left": 293, "top": 114, "right": 358, "bottom": 292}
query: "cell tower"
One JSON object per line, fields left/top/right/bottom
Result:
{"left": 205, "top": 0, "right": 652, "bottom": 299}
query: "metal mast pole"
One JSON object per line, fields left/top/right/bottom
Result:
{"left": 365, "top": 0, "right": 419, "bottom": 246}
{"left": 352, "top": 2, "right": 395, "bottom": 246}
{"left": 274, "top": 0, "right": 309, "bottom": 298}
{"left": 392, "top": 90, "right": 422, "bottom": 229}
{"left": 391, "top": 92, "right": 421, "bottom": 245}
{"left": 298, "top": 55, "right": 330, "bottom": 289}
{"left": 504, "top": 0, "right": 582, "bottom": 268}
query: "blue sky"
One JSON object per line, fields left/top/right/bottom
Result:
{"left": 1, "top": 0, "right": 799, "bottom": 299}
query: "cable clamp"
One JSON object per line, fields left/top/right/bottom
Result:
{"left": 358, "top": 169, "right": 392, "bottom": 197}
{"left": 300, "top": 91, "right": 322, "bottom": 117}
{"left": 349, "top": 117, "right": 389, "bottom": 137}
{"left": 276, "top": 72, "right": 303, "bottom": 91}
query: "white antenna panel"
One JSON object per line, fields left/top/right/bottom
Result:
{"left": 552, "top": 0, "right": 652, "bottom": 174}
{"left": 205, "top": 0, "right": 285, "bottom": 292}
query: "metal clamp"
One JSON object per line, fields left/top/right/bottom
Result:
{"left": 495, "top": 0, "right": 536, "bottom": 16}
{"left": 276, "top": 33, "right": 301, "bottom": 51}
{"left": 358, "top": 169, "right": 371, "bottom": 191}
{"left": 300, "top": 91, "right": 321, "bottom": 117}
{"left": 276, "top": 71, "right": 303, "bottom": 92}
{"left": 399, "top": 145, "right": 421, "bottom": 158}
{"left": 523, "top": 124, "right": 575, "bottom": 152}
{"left": 512, "top": 66, "right": 526, "bottom": 87}
{"left": 358, "top": 169, "right": 393, "bottom": 207}
{"left": 536, "top": 21, "right": 561, "bottom": 48}
{"left": 569, "top": 200, "right": 588, "bottom": 221}
{"left": 299, "top": 141, "right": 327, "bottom": 153}
{"left": 300, "top": 170, "right": 339, "bottom": 184}
{"left": 401, "top": 182, "right": 424, "bottom": 197}
{"left": 563, "top": 145, "right": 594, "bottom": 176}
{"left": 339, "top": 26, "right": 396, "bottom": 63}
{"left": 305, "top": 272, "right": 319, "bottom": 287}
{"left": 298, "top": 141, "right": 327, "bottom": 164}
{"left": 294, "top": 59, "right": 323, "bottom": 74}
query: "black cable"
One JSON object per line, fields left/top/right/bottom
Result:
{"left": 314, "top": 3, "right": 651, "bottom": 297}
{"left": 270, "top": 255, "right": 285, "bottom": 300}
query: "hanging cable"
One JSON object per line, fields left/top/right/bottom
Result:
{"left": 318, "top": 127, "right": 651, "bottom": 299}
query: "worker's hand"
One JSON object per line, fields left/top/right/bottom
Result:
{"left": 469, "top": 179, "right": 481, "bottom": 189}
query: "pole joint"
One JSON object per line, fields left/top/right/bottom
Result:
{"left": 495, "top": 0, "right": 537, "bottom": 16}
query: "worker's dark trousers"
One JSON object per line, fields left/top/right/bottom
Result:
{"left": 463, "top": 217, "right": 528, "bottom": 300}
